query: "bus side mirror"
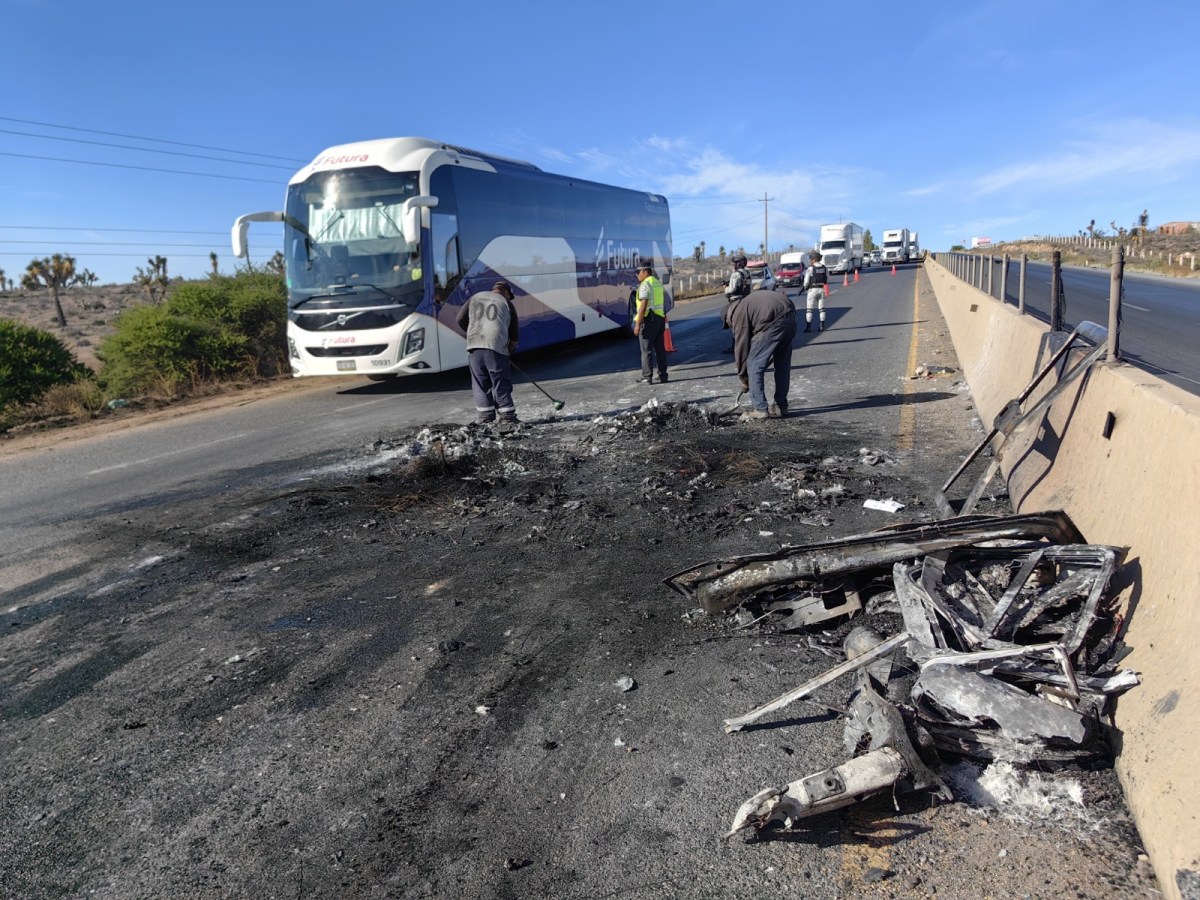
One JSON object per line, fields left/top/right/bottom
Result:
{"left": 401, "top": 196, "right": 439, "bottom": 247}
{"left": 231, "top": 211, "right": 285, "bottom": 258}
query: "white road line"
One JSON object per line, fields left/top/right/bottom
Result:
{"left": 86, "top": 433, "right": 249, "bottom": 475}
{"left": 1125, "top": 303, "right": 1150, "bottom": 312}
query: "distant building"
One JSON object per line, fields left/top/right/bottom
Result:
{"left": 1157, "top": 221, "right": 1200, "bottom": 235}
{"left": 970, "top": 236, "right": 992, "bottom": 248}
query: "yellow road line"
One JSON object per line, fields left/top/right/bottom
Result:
{"left": 896, "top": 274, "right": 922, "bottom": 451}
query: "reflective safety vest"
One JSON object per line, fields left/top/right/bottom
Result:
{"left": 641, "top": 275, "right": 665, "bottom": 317}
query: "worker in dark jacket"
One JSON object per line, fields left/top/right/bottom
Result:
{"left": 457, "top": 281, "right": 521, "bottom": 428}
{"left": 726, "top": 288, "right": 797, "bottom": 420}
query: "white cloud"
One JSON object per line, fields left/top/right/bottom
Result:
{"left": 970, "top": 118, "right": 1200, "bottom": 197}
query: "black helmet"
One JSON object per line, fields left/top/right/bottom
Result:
{"left": 732, "top": 253, "right": 747, "bottom": 265}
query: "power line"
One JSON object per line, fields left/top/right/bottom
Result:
{"left": 0, "top": 152, "right": 283, "bottom": 184}
{"left": 0, "top": 251, "right": 276, "bottom": 259}
{"left": 0, "top": 128, "right": 297, "bottom": 170}
{"left": 0, "top": 226, "right": 250, "bottom": 235}
{"left": 0, "top": 116, "right": 308, "bottom": 164}
{"left": 1, "top": 240, "right": 241, "bottom": 247}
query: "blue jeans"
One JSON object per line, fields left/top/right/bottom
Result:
{"left": 747, "top": 312, "right": 796, "bottom": 412}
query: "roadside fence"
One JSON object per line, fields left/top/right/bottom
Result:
{"left": 933, "top": 248, "right": 1126, "bottom": 363}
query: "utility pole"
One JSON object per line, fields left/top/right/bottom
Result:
{"left": 758, "top": 193, "right": 773, "bottom": 262}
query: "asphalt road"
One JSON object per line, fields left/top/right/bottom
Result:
{"left": 0, "top": 266, "right": 1157, "bottom": 898}
{"left": 1, "top": 271, "right": 926, "bottom": 585}
{"left": 965, "top": 255, "right": 1200, "bottom": 394}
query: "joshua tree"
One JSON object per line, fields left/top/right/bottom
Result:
{"left": 210, "top": 251, "right": 219, "bottom": 277}
{"left": 22, "top": 254, "right": 77, "bottom": 327}
{"left": 0, "top": 268, "right": 6, "bottom": 293}
{"left": 693, "top": 245, "right": 702, "bottom": 262}
{"left": 134, "top": 255, "right": 170, "bottom": 304}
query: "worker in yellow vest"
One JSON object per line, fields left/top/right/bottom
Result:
{"left": 632, "top": 262, "right": 668, "bottom": 385}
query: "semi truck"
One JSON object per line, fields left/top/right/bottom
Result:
{"left": 881, "top": 228, "right": 911, "bottom": 265}
{"left": 816, "top": 223, "right": 864, "bottom": 274}
{"left": 910, "top": 231, "right": 921, "bottom": 261}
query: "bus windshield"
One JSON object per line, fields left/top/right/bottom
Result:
{"left": 284, "top": 167, "right": 424, "bottom": 306}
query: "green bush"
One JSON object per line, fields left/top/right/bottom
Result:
{"left": 97, "top": 271, "right": 287, "bottom": 397}
{"left": 0, "top": 319, "right": 89, "bottom": 411}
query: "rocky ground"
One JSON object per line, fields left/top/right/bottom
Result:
{"left": 0, "top": 393, "right": 1158, "bottom": 895}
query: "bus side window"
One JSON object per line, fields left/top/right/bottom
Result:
{"left": 431, "top": 211, "right": 462, "bottom": 299}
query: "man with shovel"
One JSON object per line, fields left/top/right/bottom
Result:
{"left": 458, "top": 280, "right": 521, "bottom": 429}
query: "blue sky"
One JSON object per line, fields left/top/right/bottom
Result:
{"left": 3, "top": 0, "right": 1198, "bottom": 285}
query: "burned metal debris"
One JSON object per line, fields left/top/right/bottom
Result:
{"left": 674, "top": 511, "right": 1140, "bottom": 837}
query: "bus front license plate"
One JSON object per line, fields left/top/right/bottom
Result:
{"left": 336, "top": 360, "right": 357, "bottom": 372}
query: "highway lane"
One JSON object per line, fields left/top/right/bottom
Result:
{"left": 976, "top": 256, "right": 1200, "bottom": 393}
{"left": 1, "top": 274, "right": 936, "bottom": 601}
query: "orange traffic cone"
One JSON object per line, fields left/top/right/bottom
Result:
{"left": 823, "top": 283, "right": 830, "bottom": 298}
{"left": 842, "top": 273, "right": 849, "bottom": 287}
{"left": 663, "top": 318, "right": 676, "bottom": 352}
{"left": 891, "top": 264, "right": 897, "bottom": 275}
{"left": 853, "top": 269, "right": 860, "bottom": 283}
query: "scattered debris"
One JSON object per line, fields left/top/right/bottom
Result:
{"left": 615, "top": 676, "right": 636, "bottom": 692}
{"left": 864, "top": 498, "right": 905, "bottom": 513}
{"left": 694, "top": 510, "right": 1137, "bottom": 838}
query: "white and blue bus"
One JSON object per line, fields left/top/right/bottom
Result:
{"left": 232, "top": 137, "right": 672, "bottom": 378}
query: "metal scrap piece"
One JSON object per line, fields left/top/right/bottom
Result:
{"left": 723, "top": 633, "right": 911, "bottom": 733}
{"left": 937, "top": 323, "right": 1110, "bottom": 517}
{"left": 664, "top": 511, "right": 1083, "bottom": 614}
{"left": 728, "top": 683, "right": 951, "bottom": 837}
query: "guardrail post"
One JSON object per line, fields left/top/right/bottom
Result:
{"left": 1050, "top": 250, "right": 1065, "bottom": 332}
{"left": 987, "top": 254, "right": 994, "bottom": 296}
{"left": 1018, "top": 253, "right": 1028, "bottom": 314}
{"left": 1000, "top": 253, "right": 1009, "bottom": 304}
{"left": 1108, "top": 246, "right": 1124, "bottom": 361}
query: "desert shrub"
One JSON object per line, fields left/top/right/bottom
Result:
{"left": 0, "top": 319, "right": 89, "bottom": 411}
{"left": 34, "top": 379, "right": 107, "bottom": 418}
{"left": 98, "top": 271, "right": 287, "bottom": 397}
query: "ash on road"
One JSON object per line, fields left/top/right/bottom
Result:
{"left": 0, "top": 284, "right": 1156, "bottom": 899}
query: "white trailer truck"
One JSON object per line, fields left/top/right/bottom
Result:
{"left": 909, "top": 231, "right": 921, "bottom": 261}
{"left": 881, "top": 228, "right": 911, "bottom": 265}
{"left": 817, "top": 223, "right": 864, "bottom": 274}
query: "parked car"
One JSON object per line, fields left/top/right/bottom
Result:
{"left": 774, "top": 261, "right": 806, "bottom": 289}
{"left": 746, "top": 261, "right": 775, "bottom": 292}
{"left": 867, "top": 250, "right": 882, "bottom": 266}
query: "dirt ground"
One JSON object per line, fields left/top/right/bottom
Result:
{"left": 0, "top": 280, "right": 1159, "bottom": 899}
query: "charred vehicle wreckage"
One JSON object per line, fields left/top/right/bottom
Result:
{"left": 664, "top": 511, "right": 1139, "bottom": 837}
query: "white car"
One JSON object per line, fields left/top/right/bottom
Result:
{"left": 745, "top": 261, "right": 775, "bottom": 292}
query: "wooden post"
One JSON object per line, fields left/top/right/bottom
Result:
{"left": 987, "top": 255, "right": 994, "bottom": 296}
{"left": 1000, "top": 253, "right": 1010, "bottom": 304}
{"left": 1050, "top": 250, "right": 1065, "bottom": 332}
{"left": 1018, "top": 253, "right": 1028, "bottom": 314}
{"left": 1108, "top": 246, "right": 1123, "bottom": 361}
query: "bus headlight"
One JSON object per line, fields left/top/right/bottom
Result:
{"left": 403, "top": 328, "right": 425, "bottom": 356}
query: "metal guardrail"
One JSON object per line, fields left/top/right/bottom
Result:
{"left": 932, "top": 248, "right": 1126, "bottom": 363}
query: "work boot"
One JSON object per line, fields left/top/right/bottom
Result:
{"left": 498, "top": 414, "right": 520, "bottom": 433}
{"left": 635, "top": 376, "right": 653, "bottom": 385}
{"left": 818, "top": 320, "right": 825, "bottom": 332}
{"left": 473, "top": 415, "right": 496, "bottom": 426}
{"left": 740, "top": 409, "right": 769, "bottom": 421}
{"left": 658, "top": 373, "right": 669, "bottom": 383}
{"left": 804, "top": 322, "right": 812, "bottom": 333}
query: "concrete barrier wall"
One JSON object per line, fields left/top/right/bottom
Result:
{"left": 924, "top": 258, "right": 1200, "bottom": 900}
